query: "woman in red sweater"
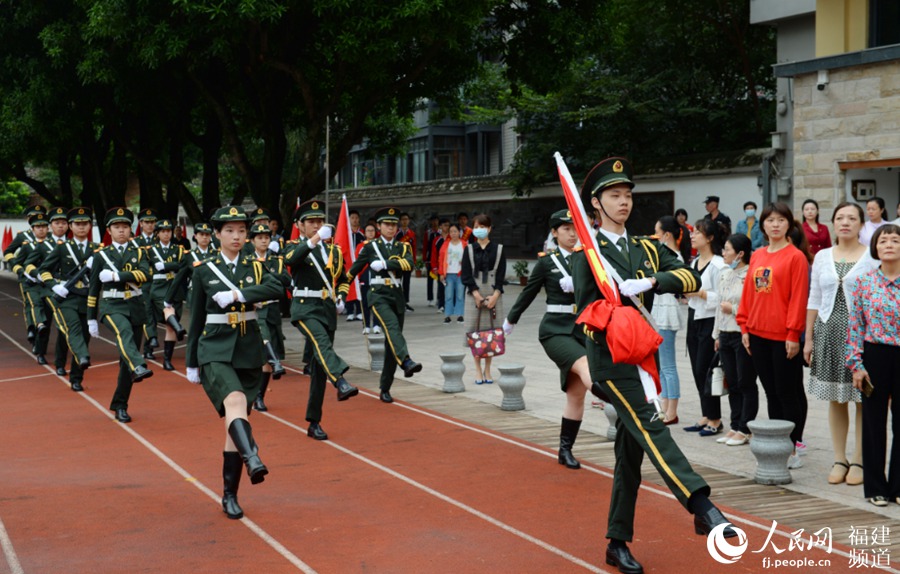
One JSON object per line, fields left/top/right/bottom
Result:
{"left": 736, "top": 202, "right": 810, "bottom": 469}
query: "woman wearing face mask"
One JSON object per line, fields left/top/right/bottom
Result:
{"left": 805, "top": 202, "right": 876, "bottom": 485}
{"left": 735, "top": 201, "right": 765, "bottom": 251}
{"left": 736, "top": 203, "right": 810, "bottom": 470}
{"left": 712, "top": 234, "right": 757, "bottom": 446}
{"left": 460, "top": 214, "right": 506, "bottom": 385}
{"left": 652, "top": 216, "right": 686, "bottom": 424}
{"left": 860, "top": 197, "right": 888, "bottom": 247}
{"left": 801, "top": 199, "right": 832, "bottom": 256}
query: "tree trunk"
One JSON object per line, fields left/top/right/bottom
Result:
{"left": 200, "top": 112, "right": 222, "bottom": 219}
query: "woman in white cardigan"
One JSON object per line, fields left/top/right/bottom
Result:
{"left": 804, "top": 202, "right": 877, "bottom": 486}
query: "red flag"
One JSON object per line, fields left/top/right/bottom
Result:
{"left": 333, "top": 194, "right": 359, "bottom": 302}
{"left": 2, "top": 226, "right": 10, "bottom": 251}
{"left": 289, "top": 196, "right": 301, "bottom": 240}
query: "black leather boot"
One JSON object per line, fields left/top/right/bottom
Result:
{"left": 253, "top": 373, "right": 270, "bottom": 412}
{"left": 264, "top": 341, "right": 285, "bottom": 380}
{"left": 558, "top": 417, "right": 582, "bottom": 469}
{"left": 166, "top": 315, "right": 186, "bottom": 341}
{"left": 26, "top": 325, "right": 35, "bottom": 344}
{"left": 333, "top": 377, "right": 359, "bottom": 401}
{"left": 227, "top": 419, "right": 268, "bottom": 484}
{"left": 222, "top": 451, "right": 244, "bottom": 519}
{"left": 162, "top": 341, "right": 175, "bottom": 371}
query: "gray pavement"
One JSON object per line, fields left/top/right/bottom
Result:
{"left": 314, "top": 275, "right": 900, "bottom": 521}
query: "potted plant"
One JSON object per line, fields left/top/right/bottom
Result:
{"left": 414, "top": 258, "right": 425, "bottom": 278}
{"left": 512, "top": 260, "right": 529, "bottom": 286}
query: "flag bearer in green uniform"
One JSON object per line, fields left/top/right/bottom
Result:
{"left": 39, "top": 207, "right": 100, "bottom": 392}
{"left": 5, "top": 205, "right": 46, "bottom": 342}
{"left": 146, "top": 218, "right": 186, "bottom": 371}
{"left": 247, "top": 223, "right": 289, "bottom": 412}
{"left": 12, "top": 212, "right": 52, "bottom": 363}
{"left": 345, "top": 206, "right": 422, "bottom": 403}
{"left": 131, "top": 208, "right": 159, "bottom": 359}
{"left": 283, "top": 200, "right": 359, "bottom": 439}
{"left": 163, "top": 222, "right": 217, "bottom": 333}
{"left": 184, "top": 205, "right": 284, "bottom": 520}
{"left": 88, "top": 208, "right": 153, "bottom": 421}
{"left": 572, "top": 157, "right": 736, "bottom": 573}
{"left": 504, "top": 209, "right": 594, "bottom": 469}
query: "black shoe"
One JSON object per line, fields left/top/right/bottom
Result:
{"left": 406, "top": 304, "right": 414, "bottom": 312}
{"left": 36, "top": 323, "right": 47, "bottom": 335}
{"left": 379, "top": 390, "right": 394, "bottom": 403}
{"left": 79, "top": 357, "right": 91, "bottom": 370}
{"left": 36, "top": 355, "right": 48, "bottom": 365}
{"left": 56, "top": 367, "right": 67, "bottom": 376}
{"left": 26, "top": 326, "right": 35, "bottom": 344}
{"left": 148, "top": 336, "right": 159, "bottom": 349}
{"left": 115, "top": 409, "right": 132, "bottom": 423}
{"left": 143, "top": 350, "right": 155, "bottom": 360}
{"left": 335, "top": 377, "right": 359, "bottom": 401}
{"left": 71, "top": 381, "right": 84, "bottom": 392}
{"left": 401, "top": 358, "right": 422, "bottom": 378}
{"left": 694, "top": 506, "right": 738, "bottom": 538}
{"left": 307, "top": 422, "right": 328, "bottom": 441}
{"left": 132, "top": 365, "right": 153, "bottom": 382}
{"left": 443, "top": 317, "right": 451, "bottom": 324}
{"left": 605, "top": 544, "right": 643, "bottom": 574}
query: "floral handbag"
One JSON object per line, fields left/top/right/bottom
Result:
{"left": 465, "top": 307, "right": 506, "bottom": 358}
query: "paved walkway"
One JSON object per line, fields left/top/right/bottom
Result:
{"left": 311, "top": 275, "right": 898, "bottom": 522}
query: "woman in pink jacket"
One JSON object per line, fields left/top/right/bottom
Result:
{"left": 439, "top": 224, "right": 467, "bottom": 323}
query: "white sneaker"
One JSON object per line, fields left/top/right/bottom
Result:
{"left": 427, "top": 300, "right": 434, "bottom": 307}
{"left": 355, "top": 314, "right": 363, "bottom": 320}
{"left": 346, "top": 314, "right": 355, "bottom": 321}
{"left": 437, "top": 307, "right": 444, "bottom": 314}
{"left": 373, "top": 325, "right": 382, "bottom": 334}
{"left": 788, "top": 454, "right": 803, "bottom": 469}
{"left": 362, "top": 327, "right": 370, "bottom": 335}
{"left": 795, "top": 441, "right": 807, "bottom": 456}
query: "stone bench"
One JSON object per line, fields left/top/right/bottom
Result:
{"left": 497, "top": 364, "right": 526, "bottom": 411}
{"left": 439, "top": 352, "right": 466, "bottom": 393}
{"left": 747, "top": 419, "right": 796, "bottom": 485}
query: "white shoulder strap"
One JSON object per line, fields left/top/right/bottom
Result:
{"left": 308, "top": 247, "right": 336, "bottom": 302}
{"left": 206, "top": 261, "right": 241, "bottom": 292}
{"left": 549, "top": 253, "right": 570, "bottom": 280}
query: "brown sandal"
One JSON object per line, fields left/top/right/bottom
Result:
{"left": 828, "top": 461, "right": 849, "bottom": 484}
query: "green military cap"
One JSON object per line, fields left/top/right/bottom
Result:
{"left": 24, "top": 205, "right": 47, "bottom": 217}
{"left": 106, "top": 207, "right": 134, "bottom": 227}
{"left": 294, "top": 199, "right": 326, "bottom": 222}
{"left": 251, "top": 207, "right": 271, "bottom": 222}
{"left": 211, "top": 205, "right": 249, "bottom": 227}
{"left": 28, "top": 212, "right": 49, "bottom": 227}
{"left": 549, "top": 209, "right": 574, "bottom": 229}
{"left": 67, "top": 207, "right": 93, "bottom": 223}
{"left": 137, "top": 208, "right": 158, "bottom": 222}
{"left": 156, "top": 219, "right": 174, "bottom": 231}
{"left": 48, "top": 207, "right": 68, "bottom": 221}
{"left": 193, "top": 222, "right": 213, "bottom": 235}
{"left": 249, "top": 223, "right": 272, "bottom": 238}
{"left": 582, "top": 156, "right": 635, "bottom": 198}
{"left": 374, "top": 206, "right": 401, "bottom": 223}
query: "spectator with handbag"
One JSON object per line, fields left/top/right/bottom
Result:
{"left": 461, "top": 214, "right": 506, "bottom": 385}
{"left": 846, "top": 223, "right": 900, "bottom": 507}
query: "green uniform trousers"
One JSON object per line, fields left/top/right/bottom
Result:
{"left": 143, "top": 294, "right": 157, "bottom": 351}
{"left": 292, "top": 319, "right": 348, "bottom": 385}
{"left": 48, "top": 299, "right": 91, "bottom": 367}
{"left": 103, "top": 312, "right": 144, "bottom": 411}
{"left": 369, "top": 286, "right": 408, "bottom": 391}
{"left": 19, "top": 283, "right": 35, "bottom": 330}
{"left": 598, "top": 376, "right": 709, "bottom": 542}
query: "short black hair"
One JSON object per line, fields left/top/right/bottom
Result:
{"left": 743, "top": 201, "right": 757, "bottom": 210}
{"left": 674, "top": 208, "right": 688, "bottom": 219}
{"left": 349, "top": 209, "right": 359, "bottom": 217}
{"left": 726, "top": 234, "right": 752, "bottom": 264}
{"left": 870, "top": 224, "right": 900, "bottom": 260}
{"left": 438, "top": 218, "right": 450, "bottom": 225}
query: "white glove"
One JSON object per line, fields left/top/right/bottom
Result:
{"left": 335, "top": 299, "right": 345, "bottom": 314}
{"left": 88, "top": 320, "right": 99, "bottom": 338}
{"left": 52, "top": 284, "right": 69, "bottom": 298}
{"left": 370, "top": 260, "right": 385, "bottom": 272}
{"left": 559, "top": 276, "right": 574, "bottom": 293}
{"left": 212, "top": 290, "right": 236, "bottom": 308}
{"left": 318, "top": 225, "right": 332, "bottom": 241}
{"left": 99, "top": 269, "right": 119, "bottom": 283}
{"left": 163, "top": 301, "right": 173, "bottom": 309}
{"left": 502, "top": 319, "right": 514, "bottom": 336}
{"left": 269, "top": 241, "right": 280, "bottom": 253}
{"left": 85, "top": 256, "right": 93, "bottom": 269}
{"left": 26, "top": 273, "right": 40, "bottom": 283}
{"left": 186, "top": 367, "right": 201, "bottom": 385}
{"left": 154, "top": 261, "right": 166, "bottom": 271}
{"left": 619, "top": 278, "right": 654, "bottom": 297}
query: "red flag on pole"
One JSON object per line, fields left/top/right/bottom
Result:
{"left": 333, "top": 194, "right": 359, "bottom": 302}
{"left": 2, "top": 226, "right": 10, "bottom": 251}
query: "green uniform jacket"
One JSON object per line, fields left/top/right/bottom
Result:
{"left": 507, "top": 250, "right": 579, "bottom": 341}
{"left": 344, "top": 237, "right": 414, "bottom": 294}
{"left": 146, "top": 242, "right": 186, "bottom": 301}
{"left": 87, "top": 243, "right": 151, "bottom": 321}
{"left": 3, "top": 230, "right": 36, "bottom": 264}
{"left": 572, "top": 234, "right": 700, "bottom": 381}
{"left": 283, "top": 240, "right": 347, "bottom": 330}
{"left": 164, "top": 246, "right": 219, "bottom": 304}
{"left": 38, "top": 239, "right": 102, "bottom": 312}
{"left": 185, "top": 256, "right": 283, "bottom": 370}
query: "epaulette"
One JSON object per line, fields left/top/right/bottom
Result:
{"left": 573, "top": 246, "right": 584, "bottom": 252}
{"left": 538, "top": 251, "right": 547, "bottom": 257}
{"left": 21, "top": 240, "right": 30, "bottom": 245}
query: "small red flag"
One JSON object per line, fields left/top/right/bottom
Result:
{"left": 333, "top": 195, "right": 359, "bottom": 302}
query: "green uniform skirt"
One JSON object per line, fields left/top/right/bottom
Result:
{"left": 540, "top": 331, "right": 587, "bottom": 390}
{"left": 201, "top": 362, "right": 262, "bottom": 417}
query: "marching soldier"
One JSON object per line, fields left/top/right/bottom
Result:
{"left": 39, "top": 207, "right": 99, "bottom": 392}
{"left": 146, "top": 218, "right": 186, "bottom": 371}
{"left": 5, "top": 205, "right": 47, "bottom": 342}
{"left": 163, "top": 222, "right": 217, "bottom": 330}
{"left": 247, "top": 223, "right": 289, "bottom": 412}
{"left": 11, "top": 211, "right": 52, "bottom": 363}
{"left": 283, "top": 200, "right": 359, "bottom": 439}
{"left": 242, "top": 208, "right": 285, "bottom": 256}
{"left": 88, "top": 208, "right": 153, "bottom": 422}
{"left": 132, "top": 208, "right": 159, "bottom": 359}
{"left": 345, "top": 206, "right": 422, "bottom": 403}
{"left": 184, "top": 205, "right": 284, "bottom": 520}
{"left": 572, "top": 157, "right": 735, "bottom": 573}
{"left": 504, "top": 209, "right": 594, "bottom": 469}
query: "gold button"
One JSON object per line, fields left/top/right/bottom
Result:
{"left": 231, "top": 324, "right": 237, "bottom": 329}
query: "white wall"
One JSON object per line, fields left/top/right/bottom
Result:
{"left": 636, "top": 172, "right": 762, "bottom": 226}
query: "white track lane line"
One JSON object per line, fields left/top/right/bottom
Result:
{"left": 0, "top": 326, "right": 316, "bottom": 574}
{"left": 0, "top": 515, "right": 25, "bottom": 574}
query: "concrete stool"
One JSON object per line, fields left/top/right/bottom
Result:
{"left": 367, "top": 334, "right": 385, "bottom": 372}
{"left": 439, "top": 352, "right": 466, "bottom": 393}
{"left": 747, "top": 419, "right": 796, "bottom": 485}
{"left": 496, "top": 364, "right": 526, "bottom": 411}
{"left": 603, "top": 402, "right": 618, "bottom": 441}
